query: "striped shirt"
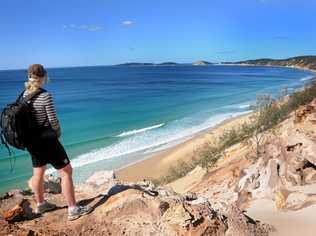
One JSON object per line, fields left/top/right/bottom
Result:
{"left": 23, "top": 90, "right": 61, "bottom": 137}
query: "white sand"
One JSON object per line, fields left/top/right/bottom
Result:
{"left": 247, "top": 183, "right": 316, "bottom": 236}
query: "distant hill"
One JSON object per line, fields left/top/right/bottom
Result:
{"left": 193, "top": 60, "right": 213, "bottom": 66}
{"left": 115, "top": 57, "right": 316, "bottom": 70}
{"left": 158, "top": 62, "right": 178, "bottom": 66}
{"left": 225, "top": 56, "right": 316, "bottom": 71}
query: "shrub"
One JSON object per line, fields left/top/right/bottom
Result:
{"left": 197, "top": 144, "right": 221, "bottom": 169}
{"left": 154, "top": 160, "right": 196, "bottom": 185}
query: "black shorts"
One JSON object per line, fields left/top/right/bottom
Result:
{"left": 26, "top": 127, "right": 70, "bottom": 169}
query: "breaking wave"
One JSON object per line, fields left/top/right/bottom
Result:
{"left": 117, "top": 123, "right": 165, "bottom": 137}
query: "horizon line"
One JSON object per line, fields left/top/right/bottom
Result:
{"left": 1, "top": 55, "right": 315, "bottom": 72}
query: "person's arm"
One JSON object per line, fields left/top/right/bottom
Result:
{"left": 44, "top": 93, "right": 61, "bottom": 138}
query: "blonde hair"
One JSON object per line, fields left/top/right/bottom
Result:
{"left": 25, "top": 64, "right": 48, "bottom": 92}
{"left": 24, "top": 76, "right": 48, "bottom": 93}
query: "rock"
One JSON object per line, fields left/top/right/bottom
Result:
{"left": 0, "top": 199, "right": 34, "bottom": 222}
{"left": 162, "top": 204, "right": 193, "bottom": 227}
{"left": 238, "top": 158, "right": 281, "bottom": 199}
{"left": 0, "top": 192, "right": 13, "bottom": 201}
{"left": 226, "top": 205, "right": 273, "bottom": 236}
{"left": 44, "top": 174, "right": 62, "bottom": 194}
{"left": 0, "top": 176, "right": 273, "bottom": 235}
{"left": 302, "top": 167, "right": 316, "bottom": 184}
{"left": 0, "top": 217, "right": 38, "bottom": 236}
{"left": 226, "top": 205, "right": 253, "bottom": 236}
{"left": 308, "top": 113, "right": 316, "bottom": 124}
{"left": 294, "top": 104, "right": 315, "bottom": 123}
{"left": 303, "top": 144, "right": 316, "bottom": 165}
{"left": 286, "top": 142, "right": 303, "bottom": 152}
{"left": 284, "top": 191, "right": 316, "bottom": 211}
{"left": 285, "top": 192, "right": 308, "bottom": 210}
{"left": 99, "top": 189, "right": 142, "bottom": 214}
{"left": 184, "top": 192, "right": 198, "bottom": 201}
{"left": 274, "top": 188, "right": 291, "bottom": 210}
{"left": 0, "top": 191, "right": 25, "bottom": 213}
{"left": 158, "top": 201, "right": 170, "bottom": 215}
{"left": 1, "top": 204, "right": 23, "bottom": 222}
{"left": 78, "top": 183, "right": 271, "bottom": 234}
{"left": 86, "top": 170, "right": 116, "bottom": 186}
{"left": 238, "top": 158, "right": 264, "bottom": 192}
{"left": 75, "top": 171, "right": 118, "bottom": 197}
{"left": 287, "top": 134, "right": 316, "bottom": 165}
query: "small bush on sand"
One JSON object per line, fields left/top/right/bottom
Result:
{"left": 155, "top": 160, "right": 196, "bottom": 184}
{"left": 197, "top": 145, "right": 221, "bottom": 169}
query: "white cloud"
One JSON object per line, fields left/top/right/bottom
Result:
{"left": 80, "top": 25, "right": 103, "bottom": 31}
{"left": 63, "top": 24, "right": 103, "bottom": 32}
{"left": 121, "top": 20, "right": 133, "bottom": 26}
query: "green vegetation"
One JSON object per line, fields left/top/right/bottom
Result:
{"left": 154, "top": 81, "right": 316, "bottom": 185}
{"left": 232, "top": 56, "right": 316, "bottom": 71}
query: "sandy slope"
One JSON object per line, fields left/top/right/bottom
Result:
{"left": 248, "top": 199, "right": 316, "bottom": 236}
{"left": 247, "top": 183, "right": 316, "bottom": 235}
{"left": 161, "top": 98, "right": 316, "bottom": 235}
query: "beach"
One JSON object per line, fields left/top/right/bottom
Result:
{"left": 111, "top": 66, "right": 316, "bottom": 183}
{"left": 1, "top": 64, "right": 316, "bottom": 235}
{"left": 0, "top": 64, "right": 313, "bottom": 193}
{"left": 116, "top": 112, "right": 252, "bottom": 182}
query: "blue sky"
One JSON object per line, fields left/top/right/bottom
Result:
{"left": 0, "top": 0, "right": 315, "bottom": 69}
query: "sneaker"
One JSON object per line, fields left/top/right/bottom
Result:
{"left": 35, "top": 201, "right": 57, "bottom": 214}
{"left": 68, "top": 205, "right": 93, "bottom": 221}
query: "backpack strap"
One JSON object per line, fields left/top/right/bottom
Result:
{"left": 16, "top": 90, "right": 25, "bottom": 102}
{"left": 0, "top": 131, "right": 16, "bottom": 172}
{"left": 0, "top": 131, "right": 12, "bottom": 156}
{"left": 17, "top": 88, "right": 49, "bottom": 126}
{"left": 20, "top": 88, "right": 47, "bottom": 103}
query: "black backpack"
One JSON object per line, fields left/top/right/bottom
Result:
{"left": 0, "top": 88, "right": 47, "bottom": 152}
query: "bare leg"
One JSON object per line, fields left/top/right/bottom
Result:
{"left": 30, "top": 166, "right": 46, "bottom": 204}
{"left": 58, "top": 164, "right": 76, "bottom": 207}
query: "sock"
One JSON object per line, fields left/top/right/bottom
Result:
{"left": 68, "top": 205, "right": 78, "bottom": 212}
{"left": 37, "top": 201, "right": 46, "bottom": 207}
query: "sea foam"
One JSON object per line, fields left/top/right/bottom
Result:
{"left": 117, "top": 123, "right": 165, "bottom": 137}
{"left": 223, "top": 102, "right": 254, "bottom": 110}
{"left": 301, "top": 75, "right": 315, "bottom": 81}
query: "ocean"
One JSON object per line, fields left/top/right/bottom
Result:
{"left": 0, "top": 65, "right": 314, "bottom": 193}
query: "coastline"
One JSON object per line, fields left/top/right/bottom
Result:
{"left": 228, "top": 63, "right": 316, "bottom": 74}
{"left": 1, "top": 64, "right": 314, "bottom": 194}
{"left": 116, "top": 111, "right": 253, "bottom": 182}
{"left": 115, "top": 65, "right": 315, "bottom": 183}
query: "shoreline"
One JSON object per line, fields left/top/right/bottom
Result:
{"left": 115, "top": 111, "right": 252, "bottom": 173}
{"left": 1, "top": 64, "right": 314, "bottom": 194}
{"left": 116, "top": 111, "right": 253, "bottom": 182}
{"left": 115, "top": 65, "right": 315, "bottom": 183}
{"left": 227, "top": 63, "right": 316, "bottom": 74}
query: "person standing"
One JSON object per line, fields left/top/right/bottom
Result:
{"left": 24, "top": 64, "right": 92, "bottom": 221}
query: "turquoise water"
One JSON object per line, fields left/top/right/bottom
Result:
{"left": 0, "top": 65, "right": 314, "bottom": 193}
